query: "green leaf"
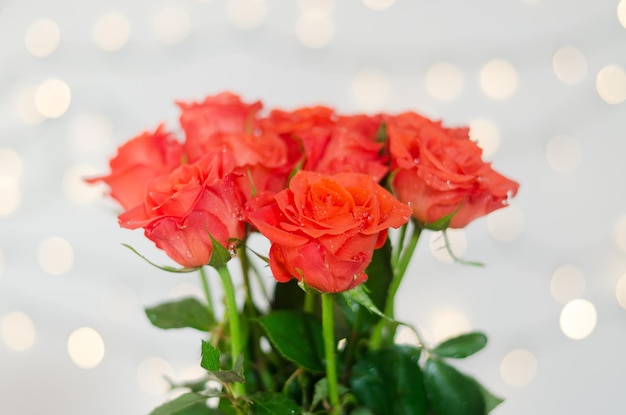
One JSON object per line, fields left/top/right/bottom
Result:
{"left": 209, "top": 353, "right": 246, "bottom": 384}
{"left": 145, "top": 298, "right": 215, "bottom": 331}
{"left": 173, "top": 402, "right": 224, "bottom": 415}
{"left": 123, "top": 244, "right": 198, "bottom": 273}
{"left": 249, "top": 391, "right": 302, "bottom": 415}
{"left": 257, "top": 311, "right": 325, "bottom": 372}
{"left": 470, "top": 378, "right": 504, "bottom": 413}
{"left": 423, "top": 358, "right": 485, "bottom": 415}
{"left": 350, "top": 345, "right": 427, "bottom": 415}
{"left": 208, "top": 235, "right": 232, "bottom": 269}
{"left": 201, "top": 340, "right": 220, "bottom": 371}
{"left": 149, "top": 393, "right": 209, "bottom": 415}
{"left": 432, "top": 332, "right": 488, "bottom": 359}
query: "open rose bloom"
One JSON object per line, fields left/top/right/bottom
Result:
{"left": 91, "top": 92, "right": 518, "bottom": 290}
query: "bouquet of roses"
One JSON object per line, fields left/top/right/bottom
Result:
{"left": 89, "top": 92, "right": 519, "bottom": 415}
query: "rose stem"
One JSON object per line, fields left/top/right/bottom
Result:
{"left": 370, "top": 224, "right": 422, "bottom": 349}
{"left": 322, "top": 293, "right": 341, "bottom": 414}
{"left": 217, "top": 265, "right": 246, "bottom": 397}
{"left": 199, "top": 267, "right": 216, "bottom": 324}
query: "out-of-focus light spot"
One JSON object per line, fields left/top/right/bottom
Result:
{"left": 69, "top": 113, "right": 113, "bottom": 155}
{"left": 63, "top": 164, "right": 104, "bottom": 204}
{"left": 618, "top": 0, "right": 626, "bottom": 29}
{"left": 560, "top": 299, "right": 597, "bottom": 340}
{"left": 0, "top": 148, "right": 23, "bottom": 181}
{"left": 168, "top": 283, "right": 205, "bottom": 299}
{"left": 34, "top": 78, "right": 71, "bottom": 119}
{"left": 1, "top": 311, "right": 36, "bottom": 351}
{"left": 0, "top": 177, "right": 21, "bottom": 216}
{"left": 552, "top": 46, "right": 587, "bottom": 85}
{"left": 394, "top": 325, "right": 420, "bottom": 346}
{"left": 24, "top": 18, "right": 60, "bottom": 58}
{"left": 613, "top": 216, "right": 626, "bottom": 253}
{"left": 67, "top": 327, "right": 105, "bottom": 369}
{"left": 479, "top": 59, "right": 518, "bottom": 100}
{"left": 38, "top": 236, "right": 74, "bottom": 276}
{"left": 228, "top": 0, "right": 267, "bottom": 30}
{"left": 17, "top": 86, "right": 44, "bottom": 124}
{"left": 296, "top": 14, "right": 334, "bottom": 49}
{"left": 500, "top": 349, "right": 537, "bottom": 387}
{"left": 469, "top": 118, "right": 500, "bottom": 159}
{"left": 425, "top": 62, "right": 464, "bottom": 102}
{"left": 615, "top": 274, "right": 626, "bottom": 309}
{"left": 429, "top": 229, "right": 467, "bottom": 264}
{"left": 546, "top": 135, "right": 582, "bottom": 173}
{"left": 137, "top": 357, "right": 175, "bottom": 395}
{"left": 550, "top": 265, "right": 585, "bottom": 304}
{"left": 596, "top": 64, "right": 626, "bottom": 105}
{"left": 431, "top": 310, "right": 471, "bottom": 343}
{"left": 362, "top": 0, "right": 395, "bottom": 11}
{"left": 351, "top": 67, "right": 391, "bottom": 112}
{"left": 93, "top": 12, "right": 130, "bottom": 52}
{"left": 153, "top": 5, "right": 191, "bottom": 45}
{"left": 487, "top": 204, "right": 524, "bottom": 242}
{"left": 299, "top": 0, "right": 335, "bottom": 15}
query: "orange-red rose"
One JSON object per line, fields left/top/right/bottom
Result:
{"left": 86, "top": 125, "right": 183, "bottom": 210}
{"left": 118, "top": 151, "right": 246, "bottom": 268}
{"left": 386, "top": 112, "right": 519, "bottom": 228}
{"left": 247, "top": 171, "right": 412, "bottom": 293}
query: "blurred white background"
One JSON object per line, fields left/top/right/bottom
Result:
{"left": 1, "top": 0, "right": 626, "bottom": 413}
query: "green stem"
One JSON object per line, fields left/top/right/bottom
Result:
{"left": 303, "top": 292, "right": 315, "bottom": 314}
{"left": 391, "top": 223, "right": 408, "bottom": 271}
{"left": 370, "top": 225, "right": 422, "bottom": 349}
{"left": 322, "top": 294, "right": 341, "bottom": 414}
{"left": 199, "top": 267, "right": 216, "bottom": 324}
{"left": 217, "top": 265, "right": 246, "bottom": 397}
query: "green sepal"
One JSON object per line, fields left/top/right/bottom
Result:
{"left": 343, "top": 285, "right": 389, "bottom": 321}
{"left": 257, "top": 310, "right": 325, "bottom": 372}
{"left": 145, "top": 297, "right": 215, "bottom": 331}
{"left": 208, "top": 235, "right": 233, "bottom": 269}
{"left": 423, "top": 358, "right": 485, "bottom": 415}
{"left": 123, "top": 244, "right": 198, "bottom": 273}
{"left": 375, "top": 122, "right": 387, "bottom": 143}
{"left": 432, "top": 332, "right": 488, "bottom": 359}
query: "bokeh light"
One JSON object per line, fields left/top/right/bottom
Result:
{"left": 16, "top": 85, "right": 45, "bottom": 124}
{"left": 552, "top": 46, "right": 587, "bottom": 85}
{"left": 67, "top": 327, "right": 105, "bottom": 369}
{"left": 362, "top": 0, "right": 395, "bottom": 11}
{"left": 0, "top": 148, "right": 23, "bottom": 181}
{"left": 24, "top": 18, "right": 60, "bottom": 58}
{"left": 479, "top": 59, "right": 518, "bottom": 100}
{"left": 0, "top": 177, "right": 21, "bottom": 217}
{"left": 615, "top": 274, "right": 626, "bottom": 309}
{"left": 500, "top": 349, "right": 537, "bottom": 387}
{"left": 93, "top": 12, "right": 131, "bottom": 52}
{"left": 487, "top": 204, "right": 524, "bottom": 242}
{"left": 137, "top": 357, "right": 175, "bottom": 395}
{"left": 37, "top": 236, "right": 74, "bottom": 276}
{"left": 34, "top": 78, "right": 71, "bottom": 119}
{"left": 618, "top": 0, "right": 626, "bottom": 29}
{"left": 351, "top": 67, "right": 391, "bottom": 112}
{"left": 424, "top": 62, "right": 464, "bottom": 102}
{"left": 1, "top": 311, "right": 36, "bottom": 352}
{"left": 546, "top": 135, "right": 582, "bottom": 173}
{"left": 596, "top": 64, "right": 626, "bottom": 105}
{"left": 153, "top": 5, "right": 191, "bottom": 45}
{"left": 296, "top": 14, "right": 334, "bottom": 49}
{"left": 394, "top": 325, "right": 420, "bottom": 346}
{"left": 299, "top": 0, "right": 335, "bottom": 15}
{"left": 429, "top": 229, "right": 467, "bottom": 264}
{"left": 431, "top": 310, "right": 471, "bottom": 343}
{"left": 469, "top": 117, "right": 500, "bottom": 159}
{"left": 614, "top": 216, "right": 626, "bottom": 253}
{"left": 228, "top": 0, "right": 267, "bottom": 30}
{"left": 559, "top": 299, "right": 597, "bottom": 340}
{"left": 550, "top": 265, "right": 586, "bottom": 304}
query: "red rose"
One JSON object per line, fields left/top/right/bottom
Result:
{"left": 118, "top": 151, "right": 246, "bottom": 268}
{"left": 86, "top": 125, "right": 183, "bottom": 210}
{"left": 387, "top": 112, "right": 519, "bottom": 228}
{"left": 247, "top": 171, "right": 412, "bottom": 293}
{"left": 178, "top": 92, "right": 263, "bottom": 162}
